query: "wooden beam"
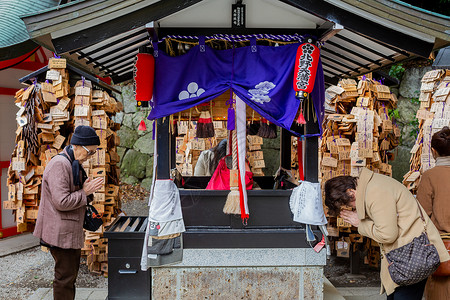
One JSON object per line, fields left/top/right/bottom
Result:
{"left": 324, "top": 75, "right": 339, "bottom": 85}
{"left": 325, "top": 40, "right": 382, "bottom": 66}
{"left": 112, "top": 72, "right": 134, "bottom": 84}
{"left": 51, "top": 0, "right": 204, "bottom": 54}
{"left": 18, "top": 64, "right": 121, "bottom": 94}
{"left": 333, "top": 34, "right": 396, "bottom": 62}
{"left": 280, "top": 0, "right": 434, "bottom": 57}
{"left": 321, "top": 48, "right": 370, "bottom": 70}
{"left": 78, "top": 29, "right": 148, "bottom": 60}
{"left": 157, "top": 27, "right": 325, "bottom": 38}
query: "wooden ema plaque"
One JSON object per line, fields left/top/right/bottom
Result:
{"left": 9, "top": 73, "right": 122, "bottom": 274}
{"left": 48, "top": 58, "right": 67, "bottom": 69}
{"left": 321, "top": 76, "right": 401, "bottom": 262}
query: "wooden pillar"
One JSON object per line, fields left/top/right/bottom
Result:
{"left": 280, "top": 128, "right": 292, "bottom": 170}
{"left": 304, "top": 97, "right": 319, "bottom": 183}
{"left": 156, "top": 117, "right": 171, "bottom": 179}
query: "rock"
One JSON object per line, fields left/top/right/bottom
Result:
{"left": 141, "top": 177, "right": 154, "bottom": 191}
{"left": 121, "top": 175, "right": 140, "bottom": 185}
{"left": 146, "top": 157, "right": 154, "bottom": 178}
{"left": 390, "top": 86, "right": 399, "bottom": 97}
{"left": 117, "top": 126, "right": 139, "bottom": 148}
{"left": 132, "top": 109, "right": 153, "bottom": 135}
{"left": 121, "top": 149, "right": 150, "bottom": 179}
{"left": 122, "top": 114, "right": 133, "bottom": 128}
{"left": 112, "top": 112, "right": 124, "bottom": 125}
{"left": 133, "top": 133, "right": 155, "bottom": 155}
{"left": 391, "top": 145, "right": 413, "bottom": 182}
{"left": 397, "top": 96, "right": 420, "bottom": 147}
{"left": 121, "top": 84, "right": 137, "bottom": 114}
{"left": 399, "top": 66, "right": 432, "bottom": 98}
{"left": 116, "top": 147, "right": 127, "bottom": 167}
{"left": 112, "top": 86, "right": 123, "bottom": 103}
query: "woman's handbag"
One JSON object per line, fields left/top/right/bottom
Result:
{"left": 383, "top": 200, "right": 440, "bottom": 286}
{"left": 432, "top": 238, "right": 450, "bottom": 276}
{"left": 83, "top": 204, "right": 103, "bottom": 232}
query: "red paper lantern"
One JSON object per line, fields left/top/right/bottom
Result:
{"left": 293, "top": 43, "right": 320, "bottom": 96}
{"left": 134, "top": 53, "right": 155, "bottom": 106}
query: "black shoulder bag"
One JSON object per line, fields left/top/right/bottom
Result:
{"left": 382, "top": 199, "right": 440, "bottom": 286}
{"left": 58, "top": 152, "right": 103, "bottom": 232}
{"left": 83, "top": 204, "right": 103, "bottom": 232}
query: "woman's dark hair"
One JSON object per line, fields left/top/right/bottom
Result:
{"left": 324, "top": 176, "right": 358, "bottom": 216}
{"left": 431, "top": 126, "right": 450, "bottom": 157}
{"left": 209, "top": 139, "right": 227, "bottom": 175}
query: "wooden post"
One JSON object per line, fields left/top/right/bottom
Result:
{"left": 156, "top": 117, "right": 171, "bottom": 179}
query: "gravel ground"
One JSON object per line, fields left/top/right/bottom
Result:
{"left": 325, "top": 255, "right": 381, "bottom": 287}
{"left": 0, "top": 183, "right": 149, "bottom": 300}
{"left": 0, "top": 247, "right": 108, "bottom": 300}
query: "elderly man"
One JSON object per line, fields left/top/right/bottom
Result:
{"left": 34, "top": 125, "right": 104, "bottom": 300}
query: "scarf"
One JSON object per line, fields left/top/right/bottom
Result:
{"left": 435, "top": 156, "right": 450, "bottom": 167}
{"left": 63, "top": 145, "right": 87, "bottom": 187}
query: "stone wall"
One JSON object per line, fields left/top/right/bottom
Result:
{"left": 152, "top": 248, "right": 325, "bottom": 299}
{"left": 389, "top": 66, "right": 432, "bottom": 181}
{"left": 113, "top": 83, "right": 155, "bottom": 190}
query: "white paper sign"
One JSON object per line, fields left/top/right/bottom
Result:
{"left": 46, "top": 70, "right": 60, "bottom": 80}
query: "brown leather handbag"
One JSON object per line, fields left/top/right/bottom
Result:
{"left": 433, "top": 238, "right": 450, "bottom": 276}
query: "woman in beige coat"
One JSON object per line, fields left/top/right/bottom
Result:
{"left": 417, "top": 126, "right": 450, "bottom": 300}
{"left": 325, "top": 168, "right": 450, "bottom": 299}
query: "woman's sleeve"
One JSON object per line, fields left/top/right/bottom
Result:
{"left": 46, "top": 161, "right": 88, "bottom": 211}
{"left": 358, "top": 189, "right": 399, "bottom": 244}
{"left": 416, "top": 172, "right": 433, "bottom": 217}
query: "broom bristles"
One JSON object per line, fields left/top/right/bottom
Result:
{"left": 223, "top": 188, "right": 241, "bottom": 214}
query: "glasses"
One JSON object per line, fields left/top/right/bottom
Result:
{"left": 82, "top": 145, "right": 97, "bottom": 156}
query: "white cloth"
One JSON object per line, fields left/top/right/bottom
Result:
{"left": 289, "top": 181, "right": 327, "bottom": 226}
{"left": 149, "top": 219, "right": 185, "bottom": 237}
{"left": 148, "top": 121, "right": 158, "bottom": 206}
{"left": 148, "top": 179, "right": 183, "bottom": 222}
{"left": 142, "top": 178, "right": 185, "bottom": 270}
{"left": 236, "top": 96, "right": 249, "bottom": 216}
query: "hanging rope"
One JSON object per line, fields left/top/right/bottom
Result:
{"left": 232, "top": 129, "right": 238, "bottom": 170}
{"left": 164, "top": 33, "right": 307, "bottom": 43}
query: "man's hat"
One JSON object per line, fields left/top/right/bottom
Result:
{"left": 70, "top": 125, "right": 100, "bottom": 146}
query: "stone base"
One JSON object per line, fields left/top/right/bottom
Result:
{"left": 151, "top": 248, "right": 325, "bottom": 299}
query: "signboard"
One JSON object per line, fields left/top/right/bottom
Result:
{"left": 232, "top": 3, "right": 246, "bottom": 28}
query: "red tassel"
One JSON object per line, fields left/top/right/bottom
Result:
{"left": 138, "top": 120, "right": 147, "bottom": 131}
{"left": 297, "top": 109, "right": 306, "bottom": 125}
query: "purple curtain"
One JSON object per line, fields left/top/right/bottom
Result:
{"left": 148, "top": 42, "right": 325, "bottom": 135}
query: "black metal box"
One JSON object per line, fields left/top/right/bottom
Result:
{"left": 104, "top": 216, "right": 150, "bottom": 300}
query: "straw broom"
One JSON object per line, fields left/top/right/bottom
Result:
{"left": 223, "top": 128, "right": 241, "bottom": 214}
